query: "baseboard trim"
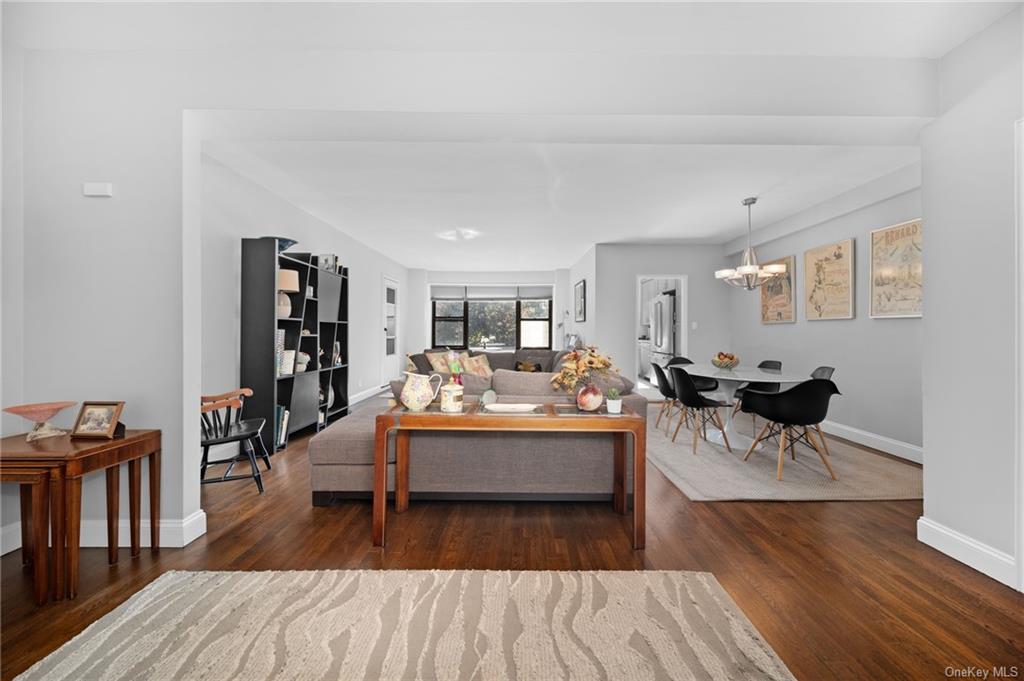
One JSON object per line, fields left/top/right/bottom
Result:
{"left": 917, "top": 516, "right": 1018, "bottom": 590}
{"left": 1, "top": 521, "right": 22, "bottom": 556}
{"left": 820, "top": 420, "right": 922, "bottom": 463}
{"left": 350, "top": 386, "right": 389, "bottom": 406}
{"left": 0, "top": 510, "right": 207, "bottom": 554}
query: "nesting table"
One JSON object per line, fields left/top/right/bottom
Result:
{"left": 0, "top": 429, "right": 161, "bottom": 603}
{"left": 372, "top": 403, "right": 647, "bottom": 549}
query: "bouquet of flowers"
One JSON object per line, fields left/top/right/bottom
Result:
{"left": 550, "top": 346, "right": 617, "bottom": 392}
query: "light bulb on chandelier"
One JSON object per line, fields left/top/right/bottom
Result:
{"left": 714, "top": 197, "right": 786, "bottom": 290}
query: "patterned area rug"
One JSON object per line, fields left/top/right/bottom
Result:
{"left": 646, "top": 403, "right": 922, "bottom": 501}
{"left": 19, "top": 570, "right": 794, "bottom": 681}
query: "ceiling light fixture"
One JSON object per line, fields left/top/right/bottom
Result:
{"left": 714, "top": 197, "right": 786, "bottom": 290}
{"left": 436, "top": 228, "right": 482, "bottom": 242}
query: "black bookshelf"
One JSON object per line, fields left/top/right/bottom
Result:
{"left": 241, "top": 237, "right": 349, "bottom": 453}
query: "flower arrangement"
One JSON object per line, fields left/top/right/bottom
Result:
{"left": 550, "top": 346, "right": 617, "bottom": 392}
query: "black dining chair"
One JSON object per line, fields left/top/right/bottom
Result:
{"left": 811, "top": 366, "right": 835, "bottom": 380}
{"left": 668, "top": 356, "right": 719, "bottom": 393}
{"left": 200, "top": 388, "right": 271, "bottom": 494}
{"left": 733, "top": 359, "right": 783, "bottom": 419}
{"left": 669, "top": 366, "right": 732, "bottom": 454}
{"left": 740, "top": 379, "right": 840, "bottom": 481}
{"left": 651, "top": 363, "right": 684, "bottom": 434}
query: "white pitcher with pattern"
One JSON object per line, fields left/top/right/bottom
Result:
{"left": 400, "top": 372, "right": 442, "bottom": 412}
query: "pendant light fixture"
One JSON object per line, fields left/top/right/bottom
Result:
{"left": 715, "top": 197, "right": 786, "bottom": 290}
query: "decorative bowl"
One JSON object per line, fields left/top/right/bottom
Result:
{"left": 270, "top": 237, "right": 298, "bottom": 253}
{"left": 711, "top": 356, "right": 740, "bottom": 370}
{"left": 3, "top": 401, "right": 77, "bottom": 441}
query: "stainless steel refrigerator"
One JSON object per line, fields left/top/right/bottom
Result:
{"left": 649, "top": 292, "right": 676, "bottom": 381}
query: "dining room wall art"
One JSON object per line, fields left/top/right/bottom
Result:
{"left": 759, "top": 255, "right": 796, "bottom": 324}
{"left": 574, "top": 279, "right": 587, "bottom": 322}
{"left": 804, "top": 239, "right": 854, "bottom": 320}
{"left": 870, "top": 219, "right": 923, "bottom": 318}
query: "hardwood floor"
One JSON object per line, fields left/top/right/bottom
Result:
{"left": 2, "top": 425, "right": 1022, "bottom": 680}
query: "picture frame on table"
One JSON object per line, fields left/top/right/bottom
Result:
{"left": 71, "top": 401, "right": 125, "bottom": 439}
{"left": 574, "top": 279, "right": 587, "bottom": 322}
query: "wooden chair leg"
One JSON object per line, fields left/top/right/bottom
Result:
{"left": 200, "top": 446, "right": 210, "bottom": 481}
{"left": 712, "top": 410, "right": 732, "bottom": 453}
{"left": 655, "top": 401, "right": 666, "bottom": 428}
{"left": 815, "top": 424, "right": 831, "bottom": 456}
{"left": 692, "top": 411, "right": 701, "bottom": 455}
{"left": 777, "top": 427, "right": 788, "bottom": 481}
{"left": 807, "top": 428, "right": 838, "bottom": 480}
{"left": 745, "top": 421, "right": 772, "bottom": 461}
{"left": 256, "top": 435, "right": 272, "bottom": 470}
{"left": 245, "top": 441, "right": 264, "bottom": 494}
{"left": 671, "top": 407, "right": 687, "bottom": 442}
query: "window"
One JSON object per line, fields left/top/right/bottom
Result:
{"left": 518, "top": 299, "right": 551, "bottom": 349}
{"left": 430, "top": 288, "right": 553, "bottom": 350}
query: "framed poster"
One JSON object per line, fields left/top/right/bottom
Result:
{"left": 574, "top": 280, "right": 586, "bottom": 322}
{"left": 804, "top": 239, "right": 854, "bottom": 320}
{"left": 870, "top": 219, "right": 922, "bottom": 318}
{"left": 760, "top": 255, "right": 796, "bottom": 324}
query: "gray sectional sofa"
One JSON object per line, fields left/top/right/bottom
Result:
{"left": 308, "top": 363, "right": 646, "bottom": 505}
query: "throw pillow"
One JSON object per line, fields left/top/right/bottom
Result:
{"left": 462, "top": 354, "right": 494, "bottom": 377}
{"left": 515, "top": 360, "right": 543, "bottom": 372}
{"left": 427, "top": 350, "right": 470, "bottom": 374}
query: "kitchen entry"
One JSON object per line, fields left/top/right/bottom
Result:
{"left": 635, "top": 276, "right": 687, "bottom": 395}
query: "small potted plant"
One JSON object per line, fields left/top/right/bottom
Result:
{"left": 605, "top": 387, "right": 622, "bottom": 414}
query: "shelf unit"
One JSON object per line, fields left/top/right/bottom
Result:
{"left": 241, "top": 237, "right": 349, "bottom": 453}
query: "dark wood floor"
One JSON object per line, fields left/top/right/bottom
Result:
{"left": 2, "top": 426, "right": 1022, "bottom": 680}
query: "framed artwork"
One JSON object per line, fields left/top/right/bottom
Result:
{"left": 760, "top": 255, "right": 796, "bottom": 324}
{"left": 804, "top": 239, "right": 854, "bottom": 320}
{"left": 574, "top": 279, "right": 587, "bottom": 322}
{"left": 318, "top": 254, "right": 336, "bottom": 271}
{"left": 870, "top": 219, "right": 922, "bottom": 318}
{"left": 71, "top": 401, "right": 125, "bottom": 439}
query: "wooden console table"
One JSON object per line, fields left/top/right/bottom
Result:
{"left": 372, "top": 404, "right": 646, "bottom": 549}
{"left": 0, "top": 429, "right": 161, "bottom": 600}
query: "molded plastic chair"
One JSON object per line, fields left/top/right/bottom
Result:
{"left": 651, "top": 363, "right": 682, "bottom": 433}
{"left": 669, "top": 366, "right": 732, "bottom": 455}
{"left": 200, "top": 388, "right": 271, "bottom": 494}
{"left": 733, "top": 359, "right": 783, "bottom": 417}
{"left": 741, "top": 379, "right": 840, "bottom": 481}
{"left": 811, "top": 366, "right": 835, "bottom": 380}
{"left": 668, "top": 356, "right": 719, "bottom": 392}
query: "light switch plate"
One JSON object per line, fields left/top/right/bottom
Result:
{"left": 83, "top": 182, "right": 113, "bottom": 197}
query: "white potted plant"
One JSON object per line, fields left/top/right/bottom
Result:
{"left": 606, "top": 387, "right": 622, "bottom": 415}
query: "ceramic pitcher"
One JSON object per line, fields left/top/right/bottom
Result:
{"left": 400, "top": 372, "right": 442, "bottom": 411}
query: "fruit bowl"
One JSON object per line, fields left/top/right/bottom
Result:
{"left": 711, "top": 353, "right": 740, "bottom": 370}
{"left": 3, "top": 401, "right": 77, "bottom": 441}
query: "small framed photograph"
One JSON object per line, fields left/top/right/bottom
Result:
{"left": 318, "top": 254, "right": 336, "bottom": 271}
{"left": 71, "top": 401, "right": 125, "bottom": 439}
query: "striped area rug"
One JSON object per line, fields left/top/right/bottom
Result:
{"left": 19, "top": 570, "right": 794, "bottom": 681}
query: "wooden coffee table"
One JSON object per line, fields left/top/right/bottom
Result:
{"left": 373, "top": 403, "right": 646, "bottom": 549}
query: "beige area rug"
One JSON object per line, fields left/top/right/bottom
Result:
{"left": 646, "top": 403, "right": 922, "bottom": 501}
{"left": 19, "top": 570, "right": 794, "bottom": 681}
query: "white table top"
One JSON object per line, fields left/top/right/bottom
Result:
{"left": 679, "top": 363, "right": 808, "bottom": 384}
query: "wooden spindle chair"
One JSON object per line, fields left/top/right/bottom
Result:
{"left": 200, "top": 388, "right": 271, "bottom": 494}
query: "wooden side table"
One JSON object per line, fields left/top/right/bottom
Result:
{"left": 4, "top": 468, "right": 50, "bottom": 605}
{"left": 0, "top": 429, "right": 161, "bottom": 600}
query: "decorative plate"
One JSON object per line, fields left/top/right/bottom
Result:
{"left": 483, "top": 403, "right": 538, "bottom": 413}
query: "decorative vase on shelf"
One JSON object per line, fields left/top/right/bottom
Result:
{"left": 576, "top": 383, "right": 603, "bottom": 412}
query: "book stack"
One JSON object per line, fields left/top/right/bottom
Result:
{"left": 275, "top": 329, "right": 285, "bottom": 376}
{"left": 275, "top": 405, "right": 290, "bottom": 448}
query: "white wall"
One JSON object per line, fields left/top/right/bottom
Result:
{"left": 554, "top": 268, "right": 570, "bottom": 350}
{"left": 728, "top": 190, "right": 923, "bottom": 453}
{"left": 594, "top": 244, "right": 732, "bottom": 381}
{"left": 919, "top": 8, "right": 1023, "bottom": 588}
{"left": 566, "top": 247, "right": 597, "bottom": 345}
{"left": 201, "top": 157, "right": 409, "bottom": 401}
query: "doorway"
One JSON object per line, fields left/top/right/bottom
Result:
{"left": 635, "top": 275, "right": 687, "bottom": 399}
{"left": 383, "top": 277, "right": 400, "bottom": 385}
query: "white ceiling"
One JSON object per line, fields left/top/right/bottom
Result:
{"left": 211, "top": 137, "right": 918, "bottom": 270}
{"left": 8, "top": 2, "right": 1018, "bottom": 58}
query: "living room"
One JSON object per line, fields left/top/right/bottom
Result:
{"left": 2, "top": 2, "right": 1023, "bottom": 680}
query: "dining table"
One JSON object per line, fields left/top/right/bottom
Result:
{"left": 680, "top": 363, "right": 809, "bottom": 451}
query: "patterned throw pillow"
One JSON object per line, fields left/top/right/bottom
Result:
{"left": 427, "top": 350, "right": 469, "bottom": 373}
{"left": 462, "top": 354, "right": 494, "bottom": 377}
{"left": 515, "top": 361, "right": 543, "bottom": 373}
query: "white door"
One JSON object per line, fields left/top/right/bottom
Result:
{"left": 383, "top": 277, "right": 400, "bottom": 384}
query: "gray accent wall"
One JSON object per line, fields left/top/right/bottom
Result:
{"left": 727, "top": 190, "right": 923, "bottom": 448}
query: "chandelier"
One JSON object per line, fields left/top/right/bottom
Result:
{"left": 715, "top": 197, "right": 786, "bottom": 290}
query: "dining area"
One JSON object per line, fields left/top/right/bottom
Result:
{"left": 650, "top": 357, "right": 841, "bottom": 482}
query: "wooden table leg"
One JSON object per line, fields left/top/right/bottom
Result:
{"left": 50, "top": 471, "right": 65, "bottom": 601}
{"left": 372, "top": 419, "right": 388, "bottom": 547}
{"left": 31, "top": 476, "right": 49, "bottom": 606}
{"left": 19, "top": 484, "right": 33, "bottom": 566}
{"left": 105, "top": 465, "right": 120, "bottom": 564}
{"left": 66, "top": 476, "right": 82, "bottom": 599}
{"left": 128, "top": 460, "right": 141, "bottom": 557}
{"left": 149, "top": 450, "right": 161, "bottom": 551}
{"left": 632, "top": 427, "right": 646, "bottom": 550}
{"left": 612, "top": 432, "right": 626, "bottom": 515}
{"left": 395, "top": 431, "right": 409, "bottom": 514}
